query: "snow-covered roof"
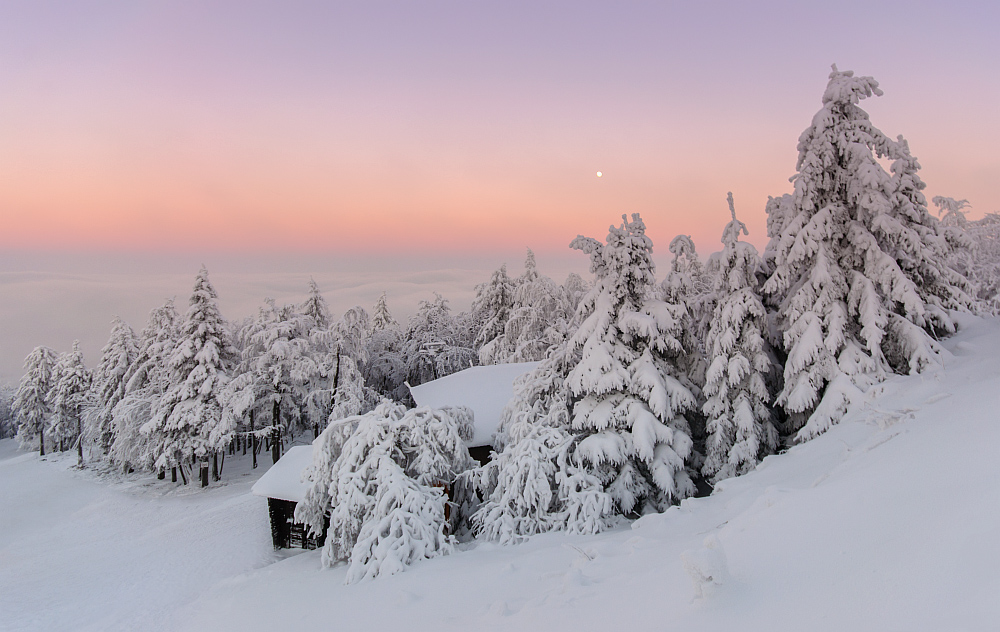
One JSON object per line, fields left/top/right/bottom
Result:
{"left": 250, "top": 445, "right": 314, "bottom": 503}
{"left": 408, "top": 362, "right": 540, "bottom": 448}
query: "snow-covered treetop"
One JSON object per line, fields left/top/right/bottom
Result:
{"left": 571, "top": 213, "right": 656, "bottom": 308}
{"left": 300, "top": 278, "right": 331, "bottom": 330}
{"left": 521, "top": 248, "right": 539, "bottom": 284}
{"left": 821, "top": 64, "right": 883, "bottom": 107}
{"left": 370, "top": 292, "right": 398, "bottom": 332}
{"left": 932, "top": 196, "right": 971, "bottom": 227}
{"left": 721, "top": 192, "right": 749, "bottom": 247}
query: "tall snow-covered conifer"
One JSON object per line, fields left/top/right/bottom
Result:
{"left": 13, "top": 346, "right": 59, "bottom": 455}
{"left": 87, "top": 316, "right": 138, "bottom": 455}
{"left": 49, "top": 341, "right": 92, "bottom": 465}
{"left": 566, "top": 214, "right": 696, "bottom": 512}
{"left": 702, "top": 194, "right": 777, "bottom": 482}
{"left": 145, "top": 268, "right": 236, "bottom": 480}
{"left": 476, "top": 214, "right": 696, "bottom": 543}
{"left": 112, "top": 299, "right": 179, "bottom": 471}
{"left": 763, "top": 66, "right": 974, "bottom": 439}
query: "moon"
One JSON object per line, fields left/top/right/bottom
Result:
{"left": 596, "top": 171, "right": 603, "bottom": 178}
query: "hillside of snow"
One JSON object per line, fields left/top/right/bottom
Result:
{"left": 3, "top": 316, "right": 1000, "bottom": 631}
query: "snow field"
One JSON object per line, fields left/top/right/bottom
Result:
{"left": 183, "top": 318, "right": 1000, "bottom": 630}
{"left": 3, "top": 317, "right": 1000, "bottom": 631}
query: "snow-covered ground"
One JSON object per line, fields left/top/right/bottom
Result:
{"left": 4, "top": 317, "right": 1000, "bottom": 631}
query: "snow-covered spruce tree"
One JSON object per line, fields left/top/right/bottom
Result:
{"left": 403, "top": 293, "right": 477, "bottom": 386}
{"left": 0, "top": 385, "right": 15, "bottom": 440}
{"left": 566, "top": 214, "right": 696, "bottom": 512}
{"left": 661, "top": 234, "right": 716, "bottom": 392}
{"left": 49, "top": 341, "right": 92, "bottom": 465}
{"left": 296, "top": 403, "right": 476, "bottom": 582}
{"left": 562, "top": 272, "right": 589, "bottom": 316}
{"left": 144, "top": 268, "right": 237, "bottom": 483}
{"left": 13, "top": 346, "right": 59, "bottom": 455}
{"left": 226, "top": 299, "right": 318, "bottom": 466}
{"left": 313, "top": 305, "right": 380, "bottom": 430}
{"left": 475, "top": 214, "right": 695, "bottom": 543}
{"left": 496, "top": 248, "right": 575, "bottom": 364}
{"left": 701, "top": 194, "right": 778, "bottom": 482}
{"left": 472, "top": 264, "right": 515, "bottom": 364}
{"left": 300, "top": 277, "right": 331, "bottom": 330}
{"left": 763, "top": 66, "right": 975, "bottom": 440}
{"left": 953, "top": 212, "right": 1000, "bottom": 311}
{"left": 86, "top": 316, "right": 138, "bottom": 456}
{"left": 364, "top": 294, "right": 407, "bottom": 403}
{"left": 886, "top": 136, "right": 976, "bottom": 319}
{"left": 472, "top": 343, "right": 613, "bottom": 544}
{"left": 110, "top": 299, "right": 179, "bottom": 472}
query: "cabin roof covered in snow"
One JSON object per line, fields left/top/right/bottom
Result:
{"left": 408, "top": 362, "right": 539, "bottom": 447}
{"left": 250, "top": 445, "right": 313, "bottom": 503}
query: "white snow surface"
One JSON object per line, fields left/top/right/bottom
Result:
{"left": 408, "top": 361, "right": 539, "bottom": 447}
{"left": 3, "top": 317, "right": 1000, "bottom": 631}
{"left": 249, "top": 444, "right": 313, "bottom": 503}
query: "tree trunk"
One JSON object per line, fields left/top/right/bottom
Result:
{"left": 250, "top": 409, "right": 257, "bottom": 469}
{"left": 200, "top": 461, "right": 209, "bottom": 487}
{"left": 39, "top": 432, "right": 45, "bottom": 457}
{"left": 271, "top": 400, "right": 281, "bottom": 465}
{"left": 158, "top": 470, "right": 165, "bottom": 480}
{"left": 330, "top": 347, "right": 341, "bottom": 410}
{"left": 178, "top": 463, "right": 188, "bottom": 485}
{"left": 171, "top": 467, "right": 177, "bottom": 483}
{"left": 212, "top": 452, "right": 219, "bottom": 481}
{"left": 76, "top": 408, "right": 84, "bottom": 468}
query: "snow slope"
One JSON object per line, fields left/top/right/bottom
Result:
{"left": 3, "top": 317, "right": 1000, "bottom": 631}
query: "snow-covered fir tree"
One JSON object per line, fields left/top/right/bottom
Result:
{"left": 403, "top": 293, "right": 476, "bottom": 386}
{"left": 763, "top": 66, "right": 975, "bottom": 440}
{"left": 48, "top": 341, "right": 92, "bottom": 465}
{"left": 472, "top": 343, "right": 612, "bottom": 544}
{"left": 300, "top": 278, "right": 331, "bottom": 330}
{"left": 661, "top": 234, "right": 716, "bottom": 393}
{"left": 144, "top": 268, "right": 237, "bottom": 481}
{"left": 950, "top": 211, "right": 1000, "bottom": 311}
{"left": 110, "top": 299, "right": 179, "bottom": 471}
{"left": 565, "top": 214, "right": 696, "bottom": 512}
{"left": 701, "top": 194, "right": 778, "bottom": 482}
{"left": 296, "top": 403, "right": 476, "bottom": 582}
{"left": 13, "top": 346, "right": 59, "bottom": 455}
{"left": 484, "top": 248, "right": 575, "bottom": 364}
{"left": 370, "top": 292, "right": 398, "bottom": 332}
{"left": 476, "top": 214, "right": 696, "bottom": 543}
{"left": 472, "top": 264, "right": 515, "bottom": 364}
{"left": 0, "top": 385, "right": 14, "bottom": 440}
{"left": 226, "top": 299, "right": 318, "bottom": 465}
{"left": 561, "top": 272, "right": 589, "bottom": 316}
{"left": 86, "top": 316, "right": 138, "bottom": 456}
{"left": 363, "top": 294, "right": 408, "bottom": 403}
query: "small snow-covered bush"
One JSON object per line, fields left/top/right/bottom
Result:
{"left": 296, "top": 403, "right": 476, "bottom": 582}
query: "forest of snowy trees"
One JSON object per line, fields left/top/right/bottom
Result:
{"left": 9, "top": 66, "right": 1000, "bottom": 581}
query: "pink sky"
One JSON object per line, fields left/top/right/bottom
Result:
{"left": 2, "top": 1, "right": 997, "bottom": 257}
{"left": 0, "top": 1, "right": 998, "bottom": 380}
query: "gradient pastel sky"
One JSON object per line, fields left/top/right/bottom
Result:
{"left": 1, "top": 1, "right": 998, "bottom": 381}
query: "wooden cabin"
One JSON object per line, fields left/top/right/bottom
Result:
{"left": 251, "top": 362, "right": 538, "bottom": 550}
{"left": 251, "top": 445, "right": 327, "bottom": 550}
{"left": 408, "top": 361, "right": 539, "bottom": 464}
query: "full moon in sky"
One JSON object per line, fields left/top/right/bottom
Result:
{"left": 596, "top": 171, "right": 603, "bottom": 178}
